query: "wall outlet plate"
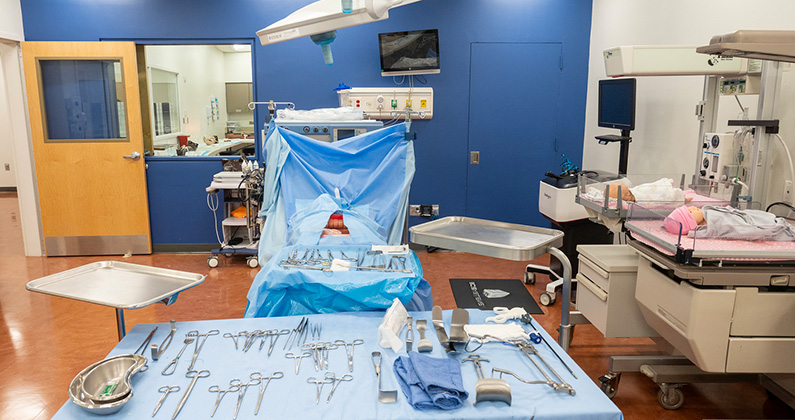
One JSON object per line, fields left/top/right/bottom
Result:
{"left": 784, "top": 180, "right": 793, "bottom": 203}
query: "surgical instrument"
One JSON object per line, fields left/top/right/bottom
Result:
{"left": 135, "top": 326, "right": 158, "bottom": 355}
{"left": 285, "top": 352, "right": 312, "bottom": 375}
{"left": 371, "top": 351, "right": 397, "bottom": 403}
{"left": 406, "top": 316, "right": 413, "bottom": 351}
{"left": 152, "top": 385, "right": 179, "bottom": 417}
{"left": 523, "top": 315, "right": 577, "bottom": 379}
{"left": 431, "top": 306, "right": 456, "bottom": 353}
{"left": 223, "top": 331, "right": 244, "bottom": 350}
{"left": 306, "top": 375, "right": 334, "bottom": 404}
{"left": 172, "top": 369, "right": 210, "bottom": 420}
{"left": 188, "top": 329, "right": 219, "bottom": 371}
{"left": 253, "top": 371, "right": 284, "bottom": 415}
{"left": 324, "top": 371, "right": 353, "bottom": 403}
{"left": 162, "top": 334, "right": 196, "bottom": 376}
{"left": 284, "top": 317, "right": 308, "bottom": 350}
{"left": 302, "top": 341, "right": 338, "bottom": 371}
{"left": 234, "top": 372, "right": 261, "bottom": 420}
{"left": 152, "top": 321, "right": 177, "bottom": 361}
{"left": 515, "top": 341, "right": 575, "bottom": 395}
{"left": 334, "top": 339, "right": 364, "bottom": 372}
{"left": 266, "top": 329, "right": 291, "bottom": 355}
{"left": 415, "top": 319, "right": 433, "bottom": 353}
{"left": 209, "top": 379, "right": 241, "bottom": 417}
{"left": 462, "top": 355, "right": 511, "bottom": 406}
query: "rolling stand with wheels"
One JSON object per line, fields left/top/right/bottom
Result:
{"left": 206, "top": 169, "right": 263, "bottom": 268}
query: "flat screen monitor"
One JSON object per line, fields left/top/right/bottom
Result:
{"left": 379, "top": 29, "right": 440, "bottom": 77}
{"left": 598, "top": 78, "right": 636, "bottom": 131}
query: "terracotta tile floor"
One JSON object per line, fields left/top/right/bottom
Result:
{"left": 1, "top": 192, "right": 793, "bottom": 419}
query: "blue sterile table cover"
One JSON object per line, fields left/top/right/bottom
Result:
{"left": 246, "top": 121, "right": 431, "bottom": 317}
{"left": 52, "top": 310, "right": 623, "bottom": 420}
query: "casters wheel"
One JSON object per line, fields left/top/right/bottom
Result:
{"left": 207, "top": 256, "right": 219, "bottom": 268}
{"left": 524, "top": 271, "right": 536, "bottom": 284}
{"left": 247, "top": 257, "right": 259, "bottom": 268}
{"left": 539, "top": 292, "right": 556, "bottom": 306}
{"left": 658, "top": 387, "right": 684, "bottom": 410}
{"left": 598, "top": 373, "right": 620, "bottom": 399}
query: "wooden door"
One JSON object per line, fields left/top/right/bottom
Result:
{"left": 21, "top": 42, "right": 151, "bottom": 256}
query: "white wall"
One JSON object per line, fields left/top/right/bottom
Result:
{"left": 146, "top": 45, "right": 228, "bottom": 146}
{"left": 585, "top": 0, "right": 795, "bottom": 205}
{"left": 0, "top": 0, "right": 23, "bottom": 41}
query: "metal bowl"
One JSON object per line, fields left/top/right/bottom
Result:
{"left": 68, "top": 354, "right": 146, "bottom": 415}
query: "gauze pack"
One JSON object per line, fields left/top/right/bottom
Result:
{"left": 378, "top": 298, "right": 408, "bottom": 352}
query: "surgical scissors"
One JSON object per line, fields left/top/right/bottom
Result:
{"left": 285, "top": 352, "right": 312, "bottom": 375}
{"left": 334, "top": 339, "right": 364, "bottom": 372}
{"left": 253, "top": 371, "right": 284, "bottom": 415}
{"left": 188, "top": 329, "right": 219, "bottom": 370}
{"left": 162, "top": 333, "right": 197, "bottom": 376}
{"left": 324, "top": 371, "right": 353, "bottom": 403}
{"left": 234, "top": 372, "right": 262, "bottom": 420}
{"left": 152, "top": 385, "right": 180, "bottom": 417}
{"left": 172, "top": 370, "right": 210, "bottom": 420}
{"left": 306, "top": 375, "right": 334, "bottom": 404}
{"left": 208, "top": 379, "right": 241, "bottom": 417}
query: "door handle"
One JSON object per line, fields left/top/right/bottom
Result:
{"left": 123, "top": 151, "right": 141, "bottom": 161}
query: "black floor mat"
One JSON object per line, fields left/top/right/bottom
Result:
{"left": 449, "top": 278, "right": 544, "bottom": 315}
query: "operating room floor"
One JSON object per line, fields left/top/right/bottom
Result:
{"left": 1, "top": 192, "right": 793, "bottom": 420}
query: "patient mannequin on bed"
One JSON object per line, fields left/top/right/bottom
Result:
{"left": 663, "top": 205, "right": 795, "bottom": 241}
{"left": 607, "top": 178, "right": 693, "bottom": 203}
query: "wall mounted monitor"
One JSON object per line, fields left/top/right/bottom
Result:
{"left": 379, "top": 29, "right": 440, "bottom": 77}
{"left": 598, "top": 78, "right": 636, "bottom": 131}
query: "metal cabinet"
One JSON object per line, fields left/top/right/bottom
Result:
{"left": 225, "top": 82, "right": 252, "bottom": 114}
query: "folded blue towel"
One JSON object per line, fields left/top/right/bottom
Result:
{"left": 393, "top": 351, "right": 468, "bottom": 410}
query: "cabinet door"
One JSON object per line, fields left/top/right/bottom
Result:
{"left": 226, "top": 82, "right": 252, "bottom": 113}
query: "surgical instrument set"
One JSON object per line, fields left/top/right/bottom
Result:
{"left": 278, "top": 247, "right": 412, "bottom": 273}
{"left": 162, "top": 333, "right": 196, "bottom": 376}
{"left": 302, "top": 341, "right": 339, "bottom": 371}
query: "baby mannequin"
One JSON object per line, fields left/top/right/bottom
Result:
{"left": 663, "top": 204, "right": 795, "bottom": 241}
{"left": 605, "top": 178, "right": 692, "bottom": 203}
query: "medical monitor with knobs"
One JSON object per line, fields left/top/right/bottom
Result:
{"left": 378, "top": 29, "right": 440, "bottom": 77}
{"left": 595, "top": 78, "right": 637, "bottom": 175}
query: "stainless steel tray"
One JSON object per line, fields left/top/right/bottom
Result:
{"left": 26, "top": 261, "right": 205, "bottom": 309}
{"left": 409, "top": 216, "right": 563, "bottom": 261}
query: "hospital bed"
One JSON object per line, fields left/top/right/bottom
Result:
{"left": 245, "top": 121, "right": 432, "bottom": 317}
{"left": 598, "top": 201, "right": 795, "bottom": 409}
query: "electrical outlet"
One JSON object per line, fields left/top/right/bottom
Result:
{"left": 784, "top": 180, "right": 793, "bottom": 203}
{"left": 3, "top": 163, "right": 9, "bottom": 171}
{"left": 409, "top": 204, "right": 439, "bottom": 217}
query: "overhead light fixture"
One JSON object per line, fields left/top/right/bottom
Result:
{"left": 232, "top": 44, "right": 250, "bottom": 52}
{"left": 257, "top": 0, "right": 421, "bottom": 66}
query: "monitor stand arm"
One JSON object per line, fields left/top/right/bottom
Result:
{"left": 618, "top": 129, "right": 631, "bottom": 176}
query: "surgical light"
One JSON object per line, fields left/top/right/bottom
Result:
{"left": 256, "top": 0, "right": 421, "bottom": 65}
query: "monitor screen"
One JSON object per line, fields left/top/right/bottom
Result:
{"left": 379, "top": 29, "right": 440, "bottom": 77}
{"left": 598, "top": 78, "right": 636, "bottom": 131}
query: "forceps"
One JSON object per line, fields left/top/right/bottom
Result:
{"left": 324, "top": 371, "right": 353, "bottom": 403}
{"left": 254, "top": 371, "right": 284, "bottom": 415}
{"left": 334, "top": 339, "right": 364, "bottom": 372}
{"left": 172, "top": 370, "right": 210, "bottom": 420}
{"left": 285, "top": 352, "right": 312, "bottom": 375}
{"left": 234, "top": 372, "right": 262, "bottom": 420}
{"left": 162, "top": 333, "right": 197, "bottom": 375}
{"left": 306, "top": 375, "right": 334, "bottom": 404}
{"left": 265, "top": 329, "right": 291, "bottom": 356}
{"left": 223, "top": 331, "right": 244, "bottom": 350}
{"left": 208, "top": 379, "right": 241, "bottom": 417}
{"left": 188, "top": 329, "right": 219, "bottom": 370}
{"left": 152, "top": 385, "right": 180, "bottom": 417}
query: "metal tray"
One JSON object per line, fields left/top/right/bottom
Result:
{"left": 409, "top": 216, "right": 563, "bottom": 261}
{"left": 26, "top": 261, "right": 205, "bottom": 309}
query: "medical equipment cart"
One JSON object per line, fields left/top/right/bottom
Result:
{"left": 206, "top": 170, "right": 263, "bottom": 268}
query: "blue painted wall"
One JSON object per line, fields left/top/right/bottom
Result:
{"left": 21, "top": 0, "right": 593, "bottom": 246}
